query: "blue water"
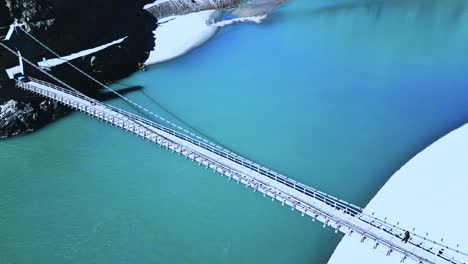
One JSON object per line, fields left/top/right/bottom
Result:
{"left": 1, "top": 0, "right": 468, "bottom": 263}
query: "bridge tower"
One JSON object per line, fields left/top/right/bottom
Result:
{"left": 2, "top": 20, "right": 25, "bottom": 79}
{"left": 4, "top": 50, "right": 25, "bottom": 79}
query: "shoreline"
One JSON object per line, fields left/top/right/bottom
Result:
{"left": 328, "top": 124, "right": 468, "bottom": 263}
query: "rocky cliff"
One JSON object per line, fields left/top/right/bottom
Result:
{"left": 146, "top": 0, "right": 242, "bottom": 18}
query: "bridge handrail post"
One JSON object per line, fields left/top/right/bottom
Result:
{"left": 21, "top": 78, "right": 468, "bottom": 262}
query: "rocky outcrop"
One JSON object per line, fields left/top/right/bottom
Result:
{"left": 146, "top": 0, "right": 242, "bottom": 19}
{"left": 0, "top": 99, "right": 67, "bottom": 138}
{"left": 0, "top": 0, "right": 157, "bottom": 138}
{"left": 4, "top": 0, "right": 55, "bottom": 28}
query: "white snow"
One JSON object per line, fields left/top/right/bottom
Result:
{"left": 211, "top": 14, "right": 267, "bottom": 27}
{"left": 143, "top": 10, "right": 269, "bottom": 66}
{"left": 144, "top": 10, "right": 218, "bottom": 65}
{"left": 142, "top": 0, "right": 277, "bottom": 66}
{"left": 328, "top": 124, "right": 468, "bottom": 263}
{"left": 37, "top": 37, "right": 127, "bottom": 68}
{"left": 143, "top": 0, "right": 172, "bottom": 10}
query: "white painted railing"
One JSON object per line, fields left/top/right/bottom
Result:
{"left": 16, "top": 78, "right": 468, "bottom": 264}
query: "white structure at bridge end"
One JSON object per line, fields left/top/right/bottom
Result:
{"left": 5, "top": 50, "right": 24, "bottom": 79}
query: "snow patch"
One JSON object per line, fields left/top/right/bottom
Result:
{"left": 90, "top": 56, "right": 96, "bottom": 66}
{"left": 328, "top": 124, "right": 468, "bottom": 263}
{"left": 38, "top": 37, "right": 127, "bottom": 68}
{"left": 144, "top": 0, "right": 172, "bottom": 10}
{"left": 211, "top": 14, "right": 267, "bottom": 27}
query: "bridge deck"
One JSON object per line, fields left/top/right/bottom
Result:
{"left": 16, "top": 78, "right": 466, "bottom": 264}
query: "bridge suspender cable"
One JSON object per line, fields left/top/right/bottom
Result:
{"left": 8, "top": 26, "right": 257, "bottom": 173}
{"left": 13, "top": 72, "right": 468, "bottom": 263}
{"left": 18, "top": 27, "right": 222, "bottom": 148}
{"left": 0, "top": 42, "right": 194, "bottom": 149}
{"left": 0, "top": 41, "right": 195, "bottom": 147}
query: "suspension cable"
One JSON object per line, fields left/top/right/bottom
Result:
{"left": 0, "top": 41, "right": 174, "bottom": 134}
{"left": 0, "top": 41, "right": 82, "bottom": 95}
{"left": 3, "top": 38, "right": 468, "bottom": 261}
{"left": 5, "top": 27, "right": 265, "bottom": 168}
{"left": 4, "top": 26, "right": 466, "bottom": 256}
{"left": 18, "top": 27, "right": 219, "bottom": 145}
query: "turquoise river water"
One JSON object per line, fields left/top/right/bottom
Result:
{"left": 2, "top": 0, "right": 468, "bottom": 263}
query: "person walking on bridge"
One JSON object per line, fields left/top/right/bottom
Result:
{"left": 402, "top": 231, "right": 410, "bottom": 243}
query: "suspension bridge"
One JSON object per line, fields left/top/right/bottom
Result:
{"left": 1, "top": 23, "right": 467, "bottom": 264}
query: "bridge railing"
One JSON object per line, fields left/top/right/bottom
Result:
{"left": 14, "top": 80, "right": 423, "bottom": 227}
{"left": 28, "top": 77, "right": 102, "bottom": 104}
{"left": 17, "top": 79, "right": 468, "bottom": 262}
{"left": 106, "top": 98, "right": 364, "bottom": 216}
{"left": 22, "top": 78, "right": 363, "bottom": 214}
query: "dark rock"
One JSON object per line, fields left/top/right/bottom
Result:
{"left": 0, "top": 0, "right": 157, "bottom": 138}
{"left": 146, "top": 0, "right": 241, "bottom": 19}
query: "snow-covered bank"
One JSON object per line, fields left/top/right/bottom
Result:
{"left": 143, "top": 0, "right": 171, "bottom": 10}
{"left": 144, "top": 10, "right": 218, "bottom": 65}
{"left": 142, "top": 0, "right": 288, "bottom": 66}
{"left": 143, "top": 10, "right": 271, "bottom": 65}
{"left": 328, "top": 125, "right": 468, "bottom": 263}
